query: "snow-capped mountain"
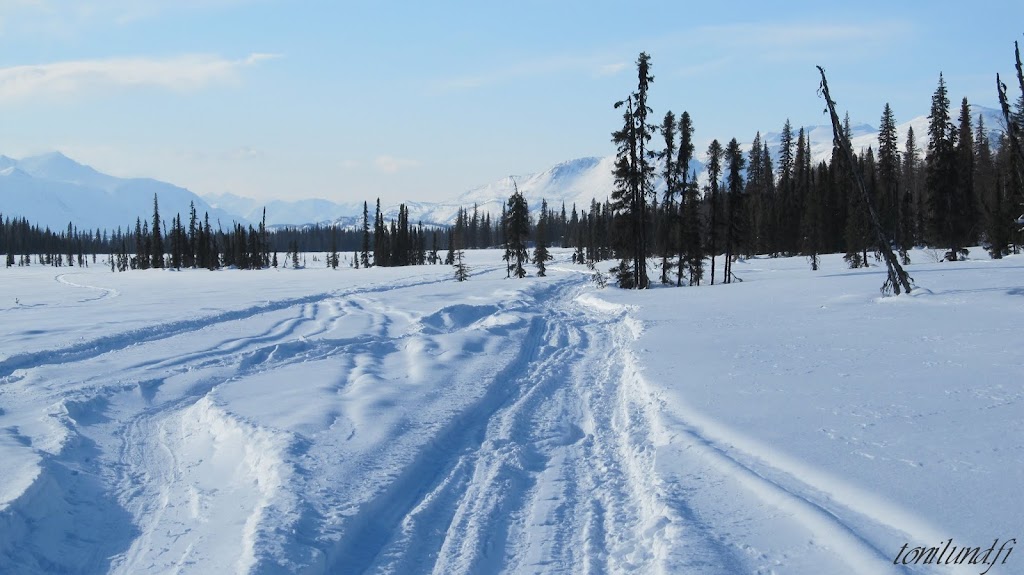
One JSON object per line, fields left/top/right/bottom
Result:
{"left": 758, "top": 105, "right": 1006, "bottom": 167}
{"left": 0, "top": 152, "right": 241, "bottom": 232}
{"left": 400, "top": 156, "right": 617, "bottom": 226}
{"left": 1, "top": 106, "right": 1008, "bottom": 232}
{"left": 206, "top": 192, "right": 367, "bottom": 228}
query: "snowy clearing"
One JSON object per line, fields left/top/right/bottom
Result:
{"left": 0, "top": 249, "right": 1022, "bottom": 574}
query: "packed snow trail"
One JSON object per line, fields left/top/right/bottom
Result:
{"left": 1, "top": 252, "right": 1020, "bottom": 574}
{"left": 349, "top": 278, "right": 740, "bottom": 574}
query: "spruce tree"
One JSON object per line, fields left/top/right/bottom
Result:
{"left": 504, "top": 183, "right": 530, "bottom": 278}
{"left": 609, "top": 52, "right": 655, "bottom": 289}
{"left": 705, "top": 139, "right": 723, "bottom": 285}
{"left": 360, "top": 201, "right": 371, "bottom": 268}
{"left": 981, "top": 122, "right": 1012, "bottom": 257}
{"left": 877, "top": 103, "right": 908, "bottom": 263}
{"left": 150, "top": 194, "right": 164, "bottom": 269}
{"left": 760, "top": 141, "right": 778, "bottom": 257}
{"left": 777, "top": 119, "right": 797, "bottom": 255}
{"left": 373, "top": 199, "right": 387, "bottom": 266}
{"left": 500, "top": 204, "right": 511, "bottom": 276}
{"left": 953, "top": 97, "right": 977, "bottom": 256}
{"left": 134, "top": 217, "right": 146, "bottom": 270}
{"left": 926, "top": 73, "right": 960, "bottom": 259}
{"left": 657, "top": 110, "right": 678, "bottom": 284}
{"left": 802, "top": 161, "right": 825, "bottom": 270}
{"left": 533, "top": 199, "right": 553, "bottom": 277}
{"left": 746, "top": 133, "right": 767, "bottom": 256}
{"left": 188, "top": 202, "right": 198, "bottom": 268}
{"left": 901, "top": 125, "right": 922, "bottom": 249}
{"left": 445, "top": 229, "right": 455, "bottom": 266}
{"left": 723, "top": 138, "right": 745, "bottom": 282}
{"left": 452, "top": 209, "right": 469, "bottom": 281}
{"left": 329, "top": 229, "right": 339, "bottom": 269}
{"left": 675, "top": 112, "right": 696, "bottom": 285}
{"left": 453, "top": 242, "right": 469, "bottom": 282}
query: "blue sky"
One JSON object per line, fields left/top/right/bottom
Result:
{"left": 0, "top": 1, "right": 1021, "bottom": 204}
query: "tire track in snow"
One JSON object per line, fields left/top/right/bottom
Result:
{"left": 423, "top": 308, "right": 586, "bottom": 575}
{"left": 0, "top": 270, "right": 477, "bottom": 381}
{"left": 539, "top": 294, "right": 748, "bottom": 575}
{"left": 319, "top": 304, "right": 554, "bottom": 574}
{"left": 583, "top": 294, "right": 930, "bottom": 575}
{"left": 334, "top": 277, "right": 746, "bottom": 575}
{"left": 1, "top": 269, "right": 501, "bottom": 575}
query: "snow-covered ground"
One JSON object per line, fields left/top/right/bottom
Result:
{"left": 0, "top": 249, "right": 1021, "bottom": 574}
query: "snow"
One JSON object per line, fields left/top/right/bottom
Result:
{"left": 0, "top": 152, "right": 239, "bottom": 232}
{"left": 0, "top": 248, "right": 1022, "bottom": 574}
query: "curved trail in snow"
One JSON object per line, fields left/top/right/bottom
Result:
{"left": 55, "top": 272, "right": 122, "bottom": 303}
{"left": 0, "top": 263, "right": 943, "bottom": 574}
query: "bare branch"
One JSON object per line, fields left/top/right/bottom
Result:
{"left": 816, "top": 66, "right": 914, "bottom": 295}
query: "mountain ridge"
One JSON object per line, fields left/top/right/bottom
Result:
{"left": 0, "top": 107, "right": 1008, "bottom": 232}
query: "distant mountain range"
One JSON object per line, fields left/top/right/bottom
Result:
{"left": 1, "top": 107, "right": 1008, "bottom": 232}
{"left": 0, "top": 152, "right": 239, "bottom": 233}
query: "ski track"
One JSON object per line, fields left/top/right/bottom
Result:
{"left": 55, "top": 272, "right": 123, "bottom": 303}
{"left": 0, "top": 262, "right": 951, "bottom": 574}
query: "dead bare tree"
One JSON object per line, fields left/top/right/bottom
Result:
{"left": 817, "top": 66, "right": 914, "bottom": 295}
{"left": 996, "top": 39, "right": 1024, "bottom": 230}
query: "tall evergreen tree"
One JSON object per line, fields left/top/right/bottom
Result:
{"left": 777, "top": 119, "right": 798, "bottom": 255}
{"left": 746, "top": 132, "right": 768, "bottom": 256}
{"left": 723, "top": 137, "right": 745, "bottom": 283}
{"left": 675, "top": 111, "right": 696, "bottom": 285}
{"left": 533, "top": 199, "right": 553, "bottom": 276}
{"left": 926, "top": 73, "right": 961, "bottom": 259}
{"left": 504, "top": 183, "right": 530, "bottom": 278}
{"left": 954, "top": 97, "right": 977, "bottom": 253}
{"left": 328, "top": 229, "right": 339, "bottom": 269}
{"left": 657, "top": 110, "right": 678, "bottom": 284}
{"left": 978, "top": 118, "right": 1011, "bottom": 257}
{"left": 705, "top": 139, "right": 723, "bottom": 285}
{"left": 360, "top": 201, "right": 371, "bottom": 268}
{"left": 802, "top": 160, "right": 825, "bottom": 270}
{"left": 373, "top": 199, "right": 387, "bottom": 266}
{"left": 901, "top": 125, "right": 922, "bottom": 248}
{"left": 150, "top": 194, "right": 164, "bottom": 269}
{"left": 609, "top": 52, "right": 655, "bottom": 289}
{"left": 877, "top": 103, "right": 907, "bottom": 262}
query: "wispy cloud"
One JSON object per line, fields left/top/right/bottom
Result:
{"left": 595, "top": 62, "right": 627, "bottom": 78}
{"left": 0, "top": 53, "right": 280, "bottom": 102}
{"left": 374, "top": 155, "right": 420, "bottom": 174}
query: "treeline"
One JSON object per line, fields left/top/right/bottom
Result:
{"left": 4, "top": 44, "right": 1022, "bottom": 284}
{"left": 0, "top": 187, "right": 577, "bottom": 273}
{"left": 0, "top": 217, "right": 109, "bottom": 268}
{"left": 593, "top": 49, "right": 1024, "bottom": 289}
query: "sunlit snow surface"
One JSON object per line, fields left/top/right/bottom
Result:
{"left": 0, "top": 249, "right": 1021, "bottom": 574}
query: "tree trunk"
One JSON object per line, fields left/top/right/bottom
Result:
{"left": 818, "top": 66, "right": 913, "bottom": 295}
